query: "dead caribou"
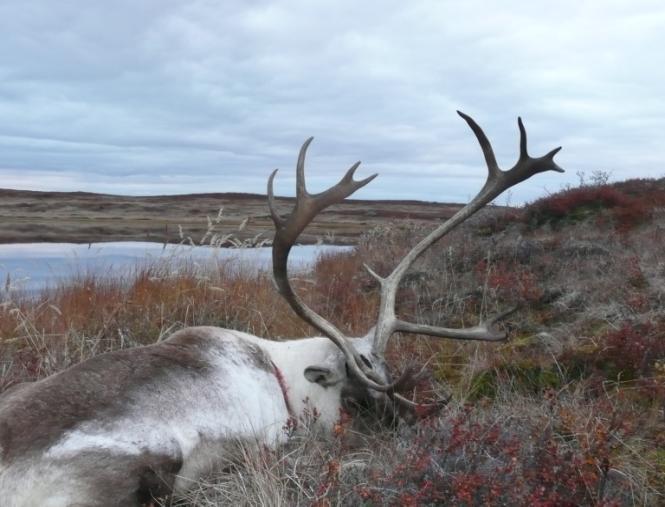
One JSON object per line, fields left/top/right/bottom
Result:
{"left": 0, "top": 111, "right": 563, "bottom": 506}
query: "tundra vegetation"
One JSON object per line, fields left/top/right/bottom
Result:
{"left": 1, "top": 167, "right": 664, "bottom": 503}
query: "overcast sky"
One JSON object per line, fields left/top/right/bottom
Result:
{"left": 0, "top": 1, "right": 663, "bottom": 204}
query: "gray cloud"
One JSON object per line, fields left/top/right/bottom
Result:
{"left": 0, "top": 0, "right": 663, "bottom": 203}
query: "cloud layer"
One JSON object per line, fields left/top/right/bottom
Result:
{"left": 0, "top": 0, "right": 663, "bottom": 203}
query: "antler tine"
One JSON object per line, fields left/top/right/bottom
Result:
{"left": 369, "top": 112, "right": 563, "bottom": 356}
{"left": 295, "top": 137, "right": 313, "bottom": 199}
{"left": 394, "top": 305, "right": 520, "bottom": 342}
{"left": 546, "top": 146, "right": 563, "bottom": 159}
{"left": 270, "top": 138, "right": 388, "bottom": 390}
{"left": 311, "top": 161, "right": 378, "bottom": 211}
{"left": 267, "top": 169, "right": 285, "bottom": 227}
{"left": 518, "top": 117, "right": 528, "bottom": 160}
{"left": 456, "top": 110, "right": 500, "bottom": 178}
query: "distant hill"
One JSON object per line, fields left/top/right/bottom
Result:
{"left": 0, "top": 188, "right": 467, "bottom": 245}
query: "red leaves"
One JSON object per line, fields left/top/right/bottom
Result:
{"left": 322, "top": 399, "right": 635, "bottom": 506}
{"left": 526, "top": 183, "right": 653, "bottom": 231}
{"left": 600, "top": 322, "right": 665, "bottom": 381}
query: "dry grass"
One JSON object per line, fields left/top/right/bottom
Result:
{"left": 1, "top": 178, "right": 664, "bottom": 505}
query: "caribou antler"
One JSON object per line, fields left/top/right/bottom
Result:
{"left": 268, "top": 137, "right": 394, "bottom": 390}
{"left": 268, "top": 113, "right": 564, "bottom": 399}
{"left": 368, "top": 111, "right": 563, "bottom": 357}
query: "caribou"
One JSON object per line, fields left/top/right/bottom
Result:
{"left": 0, "top": 111, "right": 563, "bottom": 506}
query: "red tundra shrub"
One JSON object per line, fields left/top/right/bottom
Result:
{"left": 317, "top": 400, "right": 636, "bottom": 506}
{"left": 561, "top": 320, "right": 665, "bottom": 396}
{"left": 526, "top": 184, "right": 651, "bottom": 230}
{"left": 601, "top": 322, "right": 665, "bottom": 380}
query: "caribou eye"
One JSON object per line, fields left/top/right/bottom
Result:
{"left": 360, "top": 354, "right": 373, "bottom": 369}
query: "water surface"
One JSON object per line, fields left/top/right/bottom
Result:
{"left": 0, "top": 242, "right": 351, "bottom": 293}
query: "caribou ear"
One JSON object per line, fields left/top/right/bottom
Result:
{"left": 304, "top": 365, "right": 344, "bottom": 387}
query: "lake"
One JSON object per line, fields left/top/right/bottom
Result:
{"left": 0, "top": 242, "right": 352, "bottom": 293}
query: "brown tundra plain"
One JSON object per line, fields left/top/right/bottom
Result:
{"left": 1, "top": 175, "right": 664, "bottom": 505}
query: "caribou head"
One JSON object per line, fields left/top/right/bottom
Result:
{"left": 0, "top": 112, "right": 563, "bottom": 506}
